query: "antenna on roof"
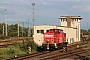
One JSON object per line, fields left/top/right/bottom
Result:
{"left": 87, "top": 22, "right": 88, "bottom": 32}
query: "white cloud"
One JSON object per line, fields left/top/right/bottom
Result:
{"left": 28, "top": 12, "right": 31, "bottom": 15}
{"left": 27, "top": 1, "right": 54, "bottom": 6}
{"left": 41, "top": 2, "right": 54, "bottom": 5}
{"left": 1, "top": 1, "right": 11, "bottom": 4}
{"left": 72, "top": 6, "right": 81, "bottom": 9}
{"left": 71, "top": 5, "right": 90, "bottom": 12}
{"left": 7, "top": 19, "right": 14, "bottom": 21}
{"left": 0, "top": 6, "right": 5, "bottom": 9}
{"left": 50, "top": 0, "right": 90, "bottom": 2}
{"left": 83, "top": 6, "right": 90, "bottom": 12}
{"left": 20, "top": 0, "right": 27, "bottom": 3}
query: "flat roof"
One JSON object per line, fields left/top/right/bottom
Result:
{"left": 60, "top": 16, "right": 81, "bottom": 17}
{"left": 59, "top": 16, "right": 83, "bottom": 19}
{"left": 56, "top": 26, "right": 77, "bottom": 29}
{"left": 34, "top": 25, "right": 77, "bottom": 29}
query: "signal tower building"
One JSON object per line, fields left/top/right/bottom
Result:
{"left": 59, "top": 16, "right": 82, "bottom": 42}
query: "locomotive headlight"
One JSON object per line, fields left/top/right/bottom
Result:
{"left": 54, "top": 43, "right": 57, "bottom": 48}
{"left": 47, "top": 40, "right": 50, "bottom": 42}
{"left": 47, "top": 40, "right": 50, "bottom": 43}
{"left": 54, "top": 43, "right": 57, "bottom": 47}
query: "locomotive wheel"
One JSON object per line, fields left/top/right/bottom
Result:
{"left": 49, "top": 44, "right": 55, "bottom": 51}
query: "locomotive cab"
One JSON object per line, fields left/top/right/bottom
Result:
{"left": 42, "top": 29, "right": 68, "bottom": 51}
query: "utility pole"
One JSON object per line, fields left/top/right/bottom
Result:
{"left": 3, "top": 25, "right": 4, "bottom": 36}
{"left": 17, "top": 20, "right": 19, "bottom": 37}
{"left": 22, "top": 22, "right": 24, "bottom": 37}
{"left": 17, "top": 21, "right": 24, "bottom": 37}
{"left": 31, "top": 3, "right": 35, "bottom": 37}
{"left": 18, "top": 20, "right": 28, "bottom": 37}
{"left": 31, "top": 3, "right": 35, "bottom": 28}
{"left": 82, "top": 29, "right": 83, "bottom": 37}
{"left": 87, "top": 22, "right": 88, "bottom": 32}
{"left": 28, "top": 19, "right": 30, "bottom": 36}
{"left": 5, "top": 9, "right": 8, "bottom": 36}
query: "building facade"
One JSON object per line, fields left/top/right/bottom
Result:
{"left": 59, "top": 16, "right": 82, "bottom": 42}
{"left": 34, "top": 16, "right": 82, "bottom": 46}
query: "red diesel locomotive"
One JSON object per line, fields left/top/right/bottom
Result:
{"left": 42, "top": 29, "right": 68, "bottom": 51}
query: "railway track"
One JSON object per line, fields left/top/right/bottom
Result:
{"left": 6, "top": 47, "right": 89, "bottom": 60}
{"left": 57, "top": 48, "right": 88, "bottom": 59}
{"left": 6, "top": 51, "right": 51, "bottom": 60}
{"left": 0, "top": 37, "right": 33, "bottom": 48}
{"left": 5, "top": 40, "right": 89, "bottom": 60}
{"left": 0, "top": 37, "right": 88, "bottom": 48}
{"left": 37, "top": 41, "right": 89, "bottom": 60}
{"left": 0, "top": 39, "right": 87, "bottom": 48}
{"left": 39, "top": 48, "right": 88, "bottom": 60}
{"left": 0, "top": 43, "right": 13, "bottom": 48}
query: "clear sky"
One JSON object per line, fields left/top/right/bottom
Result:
{"left": 0, "top": 0, "right": 90, "bottom": 29}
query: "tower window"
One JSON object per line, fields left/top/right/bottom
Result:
{"left": 75, "top": 19, "right": 76, "bottom": 21}
{"left": 61, "top": 19, "right": 64, "bottom": 22}
{"left": 76, "top": 19, "right": 78, "bottom": 22}
{"left": 66, "top": 19, "right": 67, "bottom": 21}
{"left": 79, "top": 19, "right": 81, "bottom": 20}
{"left": 61, "top": 19, "right": 62, "bottom": 21}
{"left": 63, "top": 19, "right": 66, "bottom": 22}
{"left": 72, "top": 19, "right": 74, "bottom": 22}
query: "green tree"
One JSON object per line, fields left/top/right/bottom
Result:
{"left": 0, "top": 23, "right": 5, "bottom": 34}
{"left": 0, "top": 23, "right": 32, "bottom": 37}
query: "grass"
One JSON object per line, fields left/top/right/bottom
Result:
{"left": 0, "top": 41, "right": 38, "bottom": 60}
{"left": 0, "top": 39, "right": 38, "bottom": 59}
{"left": 0, "top": 46, "right": 27, "bottom": 59}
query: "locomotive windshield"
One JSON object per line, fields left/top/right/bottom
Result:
{"left": 50, "top": 29, "right": 53, "bottom": 32}
{"left": 55, "top": 29, "right": 59, "bottom": 33}
{"left": 49, "top": 29, "right": 61, "bottom": 33}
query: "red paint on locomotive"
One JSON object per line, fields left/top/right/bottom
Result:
{"left": 41, "top": 28, "right": 68, "bottom": 50}
{"left": 43, "top": 29, "right": 66, "bottom": 44}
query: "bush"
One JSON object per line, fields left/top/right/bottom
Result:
{"left": 20, "top": 39, "right": 38, "bottom": 53}
{"left": 0, "top": 39, "right": 38, "bottom": 59}
{"left": 27, "top": 39, "right": 37, "bottom": 51}
{"left": 0, "top": 44, "right": 27, "bottom": 58}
